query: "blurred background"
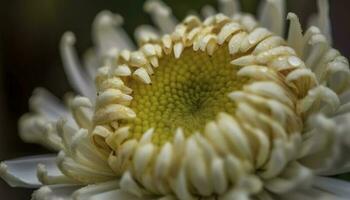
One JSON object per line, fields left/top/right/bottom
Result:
{"left": 0, "top": 0, "right": 349, "bottom": 199}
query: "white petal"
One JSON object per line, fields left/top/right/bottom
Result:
{"left": 218, "top": 0, "right": 240, "bottom": 17}
{"left": 278, "top": 187, "right": 348, "bottom": 200}
{"left": 87, "top": 189, "right": 142, "bottom": 200}
{"left": 339, "top": 90, "right": 350, "bottom": 105}
{"left": 83, "top": 48, "right": 99, "bottom": 81}
{"left": 73, "top": 180, "right": 121, "bottom": 200}
{"left": 29, "top": 88, "right": 69, "bottom": 120}
{"left": 19, "top": 114, "right": 63, "bottom": 150}
{"left": 313, "top": 176, "right": 350, "bottom": 198}
{"left": 287, "top": 13, "right": 303, "bottom": 56}
{"left": 313, "top": 113, "right": 350, "bottom": 176}
{"left": 0, "top": 155, "right": 59, "bottom": 188}
{"left": 308, "top": 0, "right": 332, "bottom": 43}
{"left": 134, "top": 25, "right": 160, "bottom": 45}
{"left": 60, "top": 32, "right": 95, "bottom": 100}
{"left": 93, "top": 10, "right": 135, "bottom": 55}
{"left": 133, "top": 68, "right": 152, "bottom": 84}
{"left": 120, "top": 171, "right": 144, "bottom": 198}
{"left": 144, "top": 0, "right": 178, "bottom": 34}
{"left": 220, "top": 188, "right": 250, "bottom": 200}
{"left": 70, "top": 96, "right": 93, "bottom": 129}
{"left": 304, "top": 33, "right": 329, "bottom": 73}
{"left": 201, "top": 5, "right": 217, "bottom": 19}
{"left": 32, "top": 185, "right": 80, "bottom": 200}
{"left": 264, "top": 162, "right": 313, "bottom": 194}
{"left": 258, "top": 0, "right": 285, "bottom": 36}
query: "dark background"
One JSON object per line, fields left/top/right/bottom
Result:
{"left": 0, "top": 0, "right": 349, "bottom": 199}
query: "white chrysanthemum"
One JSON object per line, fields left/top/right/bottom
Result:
{"left": 2, "top": 0, "right": 350, "bottom": 199}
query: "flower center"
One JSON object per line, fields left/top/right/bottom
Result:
{"left": 122, "top": 47, "right": 249, "bottom": 144}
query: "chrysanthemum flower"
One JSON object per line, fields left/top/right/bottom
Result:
{"left": 2, "top": 0, "right": 350, "bottom": 199}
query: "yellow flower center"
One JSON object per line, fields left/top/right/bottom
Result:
{"left": 122, "top": 47, "right": 249, "bottom": 144}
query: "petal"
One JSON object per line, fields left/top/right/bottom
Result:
{"left": 218, "top": 0, "right": 241, "bottom": 17}
{"left": 73, "top": 180, "right": 119, "bottom": 199}
{"left": 0, "top": 155, "right": 60, "bottom": 188}
{"left": 32, "top": 185, "right": 80, "bottom": 200}
{"left": 29, "top": 88, "right": 69, "bottom": 120}
{"left": 83, "top": 48, "right": 100, "bottom": 81}
{"left": 312, "top": 177, "right": 350, "bottom": 198}
{"left": 308, "top": 0, "right": 332, "bottom": 43}
{"left": 201, "top": 5, "right": 217, "bottom": 19}
{"left": 287, "top": 13, "right": 303, "bottom": 57}
{"left": 60, "top": 32, "right": 96, "bottom": 100}
{"left": 144, "top": 0, "right": 178, "bottom": 34}
{"left": 92, "top": 10, "right": 135, "bottom": 56}
{"left": 264, "top": 162, "right": 313, "bottom": 194}
{"left": 304, "top": 114, "right": 350, "bottom": 176}
{"left": 258, "top": 0, "right": 285, "bottom": 36}
{"left": 73, "top": 181, "right": 146, "bottom": 200}
{"left": 278, "top": 187, "right": 348, "bottom": 200}
{"left": 87, "top": 190, "right": 143, "bottom": 200}
{"left": 19, "top": 114, "right": 63, "bottom": 151}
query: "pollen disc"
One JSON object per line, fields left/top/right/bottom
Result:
{"left": 123, "top": 47, "right": 249, "bottom": 144}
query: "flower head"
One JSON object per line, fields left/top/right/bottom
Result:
{"left": 2, "top": 0, "right": 350, "bottom": 199}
